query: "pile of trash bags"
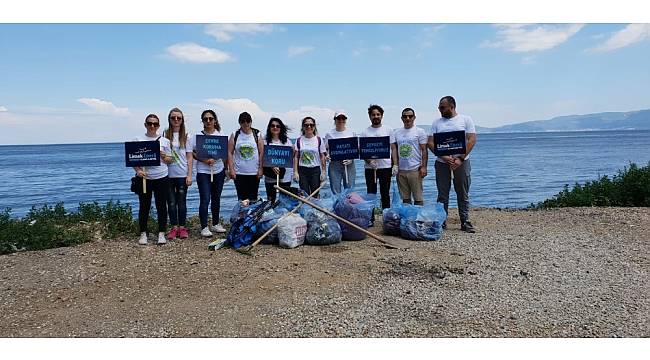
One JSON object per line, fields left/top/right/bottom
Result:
{"left": 333, "top": 190, "right": 376, "bottom": 241}
{"left": 226, "top": 200, "right": 274, "bottom": 249}
{"left": 382, "top": 185, "right": 447, "bottom": 241}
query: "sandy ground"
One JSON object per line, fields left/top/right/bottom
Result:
{"left": 0, "top": 207, "right": 648, "bottom": 337}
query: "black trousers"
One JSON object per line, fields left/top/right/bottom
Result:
{"left": 234, "top": 174, "right": 260, "bottom": 201}
{"left": 138, "top": 176, "right": 169, "bottom": 233}
{"left": 298, "top": 166, "right": 322, "bottom": 198}
{"left": 364, "top": 168, "right": 392, "bottom": 209}
{"left": 265, "top": 181, "right": 292, "bottom": 203}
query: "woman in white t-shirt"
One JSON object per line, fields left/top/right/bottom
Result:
{"left": 133, "top": 114, "right": 173, "bottom": 246}
{"left": 228, "top": 111, "right": 264, "bottom": 201}
{"left": 192, "top": 110, "right": 228, "bottom": 238}
{"left": 293, "top": 116, "right": 327, "bottom": 198}
{"left": 262, "top": 117, "right": 294, "bottom": 203}
{"left": 324, "top": 111, "right": 356, "bottom": 195}
{"left": 163, "top": 107, "right": 193, "bottom": 240}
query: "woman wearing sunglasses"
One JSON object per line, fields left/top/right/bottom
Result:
{"left": 228, "top": 112, "right": 264, "bottom": 201}
{"left": 263, "top": 117, "right": 293, "bottom": 203}
{"left": 133, "top": 114, "right": 173, "bottom": 245}
{"left": 191, "top": 110, "right": 228, "bottom": 238}
{"left": 293, "top": 116, "right": 327, "bottom": 198}
{"left": 163, "top": 107, "right": 193, "bottom": 240}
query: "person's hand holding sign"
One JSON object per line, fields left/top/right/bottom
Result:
{"left": 272, "top": 167, "right": 280, "bottom": 175}
{"left": 450, "top": 157, "right": 463, "bottom": 171}
{"left": 136, "top": 168, "right": 146, "bottom": 178}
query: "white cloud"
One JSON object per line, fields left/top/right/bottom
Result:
{"left": 77, "top": 98, "right": 130, "bottom": 116}
{"left": 205, "top": 24, "right": 276, "bottom": 42}
{"left": 203, "top": 98, "right": 336, "bottom": 137}
{"left": 288, "top": 46, "right": 315, "bottom": 58}
{"left": 0, "top": 106, "right": 7, "bottom": 112}
{"left": 379, "top": 45, "right": 393, "bottom": 52}
{"left": 482, "top": 24, "right": 584, "bottom": 52}
{"left": 591, "top": 24, "right": 650, "bottom": 52}
{"left": 352, "top": 48, "right": 366, "bottom": 57}
{"left": 166, "top": 42, "right": 235, "bottom": 63}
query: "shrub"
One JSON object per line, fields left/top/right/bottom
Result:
{"left": 535, "top": 162, "right": 650, "bottom": 208}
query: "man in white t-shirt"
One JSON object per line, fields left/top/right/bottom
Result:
{"left": 393, "top": 107, "right": 428, "bottom": 205}
{"left": 427, "top": 96, "right": 477, "bottom": 233}
{"left": 361, "top": 104, "right": 398, "bottom": 211}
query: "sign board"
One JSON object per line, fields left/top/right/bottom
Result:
{"left": 328, "top": 137, "right": 359, "bottom": 161}
{"left": 433, "top": 130, "right": 466, "bottom": 156}
{"left": 195, "top": 135, "right": 229, "bottom": 160}
{"left": 263, "top": 145, "right": 294, "bottom": 168}
{"left": 124, "top": 141, "right": 161, "bottom": 167}
{"left": 359, "top": 136, "right": 391, "bottom": 160}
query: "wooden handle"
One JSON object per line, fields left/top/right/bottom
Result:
{"left": 275, "top": 185, "right": 399, "bottom": 249}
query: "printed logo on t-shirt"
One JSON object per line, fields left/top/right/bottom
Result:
{"left": 300, "top": 150, "right": 316, "bottom": 164}
{"left": 399, "top": 143, "right": 413, "bottom": 158}
{"left": 239, "top": 144, "right": 255, "bottom": 160}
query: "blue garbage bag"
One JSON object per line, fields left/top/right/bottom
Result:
{"left": 255, "top": 207, "right": 288, "bottom": 245}
{"left": 382, "top": 184, "right": 404, "bottom": 236}
{"left": 277, "top": 187, "right": 308, "bottom": 213}
{"left": 304, "top": 210, "right": 341, "bottom": 245}
{"left": 333, "top": 189, "right": 376, "bottom": 240}
{"left": 415, "top": 203, "right": 447, "bottom": 241}
{"left": 226, "top": 200, "right": 274, "bottom": 249}
{"left": 399, "top": 204, "right": 422, "bottom": 240}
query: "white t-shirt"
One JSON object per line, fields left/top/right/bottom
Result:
{"left": 393, "top": 126, "right": 428, "bottom": 171}
{"left": 231, "top": 130, "right": 260, "bottom": 175}
{"left": 429, "top": 114, "right": 476, "bottom": 163}
{"left": 133, "top": 133, "right": 171, "bottom": 180}
{"left": 167, "top": 131, "right": 192, "bottom": 178}
{"left": 189, "top": 130, "right": 226, "bottom": 175}
{"left": 296, "top": 135, "right": 327, "bottom": 168}
{"left": 264, "top": 138, "right": 294, "bottom": 183}
{"left": 360, "top": 125, "right": 395, "bottom": 169}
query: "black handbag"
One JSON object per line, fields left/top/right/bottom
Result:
{"left": 130, "top": 176, "right": 144, "bottom": 194}
{"left": 262, "top": 166, "right": 286, "bottom": 179}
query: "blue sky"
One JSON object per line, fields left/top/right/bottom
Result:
{"left": 1, "top": 23, "right": 649, "bottom": 144}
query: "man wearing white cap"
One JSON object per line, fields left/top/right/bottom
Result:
{"left": 324, "top": 110, "right": 357, "bottom": 194}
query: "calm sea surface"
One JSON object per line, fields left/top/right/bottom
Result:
{"left": 1, "top": 130, "right": 649, "bottom": 218}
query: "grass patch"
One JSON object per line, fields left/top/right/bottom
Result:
{"left": 0, "top": 200, "right": 139, "bottom": 255}
{"left": 534, "top": 162, "right": 650, "bottom": 208}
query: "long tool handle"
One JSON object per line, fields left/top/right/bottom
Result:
{"left": 275, "top": 185, "right": 399, "bottom": 249}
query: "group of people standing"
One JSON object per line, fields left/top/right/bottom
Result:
{"left": 132, "top": 96, "right": 477, "bottom": 245}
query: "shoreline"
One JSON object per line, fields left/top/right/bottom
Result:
{"left": 1, "top": 207, "right": 648, "bottom": 337}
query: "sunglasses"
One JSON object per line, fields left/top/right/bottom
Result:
{"left": 401, "top": 115, "right": 414, "bottom": 119}
{"left": 239, "top": 119, "right": 252, "bottom": 124}
{"left": 303, "top": 123, "right": 315, "bottom": 128}
{"left": 269, "top": 124, "right": 281, "bottom": 129}
{"left": 170, "top": 116, "right": 183, "bottom": 120}
{"left": 202, "top": 117, "right": 215, "bottom": 122}
{"left": 145, "top": 121, "right": 160, "bottom": 127}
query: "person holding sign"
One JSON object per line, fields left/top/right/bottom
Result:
{"left": 133, "top": 114, "right": 173, "bottom": 245}
{"left": 163, "top": 107, "right": 193, "bottom": 240}
{"left": 263, "top": 118, "right": 294, "bottom": 203}
{"left": 293, "top": 117, "right": 327, "bottom": 198}
{"left": 192, "top": 110, "right": 228, "bottom": 238}
{"left": 324, "top": 111, "right": 356, "bottom": 195}
{"left": 393, "top": 107, "right": 428, "bottom": 205}
{"left": 427, "top": 96, "right": 477, "bottom": 233}
{"left": 228, "top": 112, "right": 264, "bottom": 201}
{"left": 361, "top": 104, "right": 398, "bottom": 211}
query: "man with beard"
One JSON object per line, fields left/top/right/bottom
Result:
{"left": 427, "top": 96, "right": 477, "bottom": 233}
{"left": 361, "top": 104, "right": 398, "bottom": 215}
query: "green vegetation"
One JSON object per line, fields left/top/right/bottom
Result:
{"left": 535, "top": 162, "right": 650, "bottom": 208}
{"left": 0, "top": 201, "right": 139, "bottom": 255}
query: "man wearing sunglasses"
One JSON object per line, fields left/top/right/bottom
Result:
{"left": 427, "top": 96, "right": 477, "bottom": 233}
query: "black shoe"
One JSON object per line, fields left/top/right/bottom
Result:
{"left": 461, "top": 221, "right": 476, "bottom": 233}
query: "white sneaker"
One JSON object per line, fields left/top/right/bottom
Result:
{"left": 201, "top": 227, "right": 213, "bottom": 237}
{"left": 210, "top": 224, "right": 227, "bottom": 233}
{"left": 138, "top": 232, "right": 148, "bottom": 245}
{"left": 157, "top": 232, "right": 167, "bottom": 245}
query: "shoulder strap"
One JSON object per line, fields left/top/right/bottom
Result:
{"left": 297, "top": 136, "right": 301, "bottom": 150}
{"left": 234, "top": 129, "right": 241, "bottom": 145}
{"left": 252, "top": 128, "right": 260, "bottom": 143}
{"left": 317, "top": 136, "right": 321, "bottom": 150}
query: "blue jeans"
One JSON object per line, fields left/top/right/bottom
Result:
{"left": 197, "top": 171, "right": 225, "bottom": 229}
{"left": 167, "top": 177, "right": 188, "bottom": 227}
{"left": 328, "top": 160, "right": 356, "bottom": 195}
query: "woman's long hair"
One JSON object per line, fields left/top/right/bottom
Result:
{"left": 164, "top": 107, "right": 188, "bottom": 148}
{"left": 265, "top": 117, "right": 290, "bottom": 144}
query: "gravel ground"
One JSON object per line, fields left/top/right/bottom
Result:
{"left": 0, "top": 207, "right": 648, "bottom": 337}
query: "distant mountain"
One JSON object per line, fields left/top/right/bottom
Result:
{"left": 480, "top": 109, "right": 650, "bottom": 133}
{"left": 417, "top": 109, "right": 650, "bottom": 133}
